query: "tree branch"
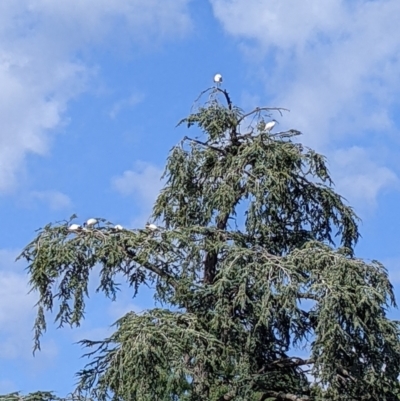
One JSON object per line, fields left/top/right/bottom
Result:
{"left": 183, "top": 136, "right": 226, "bottom": 155}
{"left": 218, "top": 390, "right": 235, "bottom": 401}
{"left": 192, "top": 87, "right": 232, "bottom": 110}
{"left": 269, "top": 129, "right": 302, "bottom": 138}
{"left": 337, "top": 367, "right": 357, "bottom": 383}
{"left": 123, "top": 246, "right": 178, "bottom": 290}
{"left": 216, "top": 87, "right": 233, "bottom": 110}
{"left": 297, "top": 292, "right": 320, "bottom": 301}
{"left": 204, "top": 209, "right": 239, "bottom": 284}
{"left": 237, "top": 107, "right": 290, "bottom": 124}
{"left": 268, "top": 357, "right": 314, "bottom": 369}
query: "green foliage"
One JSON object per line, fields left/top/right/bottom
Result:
{"left": 5, "top": 87, "right": 400, "bottom": 401}
{"left": 0, "top": 392, "right": 90, "bottom": 401}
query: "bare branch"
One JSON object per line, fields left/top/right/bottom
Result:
{"left": 190, "top": 87, "right": 232, "bottom": 111}
{"left": 193, "top": 87, "right": 213, "bottom": 105}
{"left": 238, "top": 107, "right": 290, "bottom": 124}
{"left": 269, "top": 129, "right": 302, "bottom": 138}
{"left": 215, "top": 87, "right": 233, "bottom": 109}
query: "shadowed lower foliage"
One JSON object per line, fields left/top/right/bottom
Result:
{"left": 3, "top": 87, "right": 400, "bottom": 401}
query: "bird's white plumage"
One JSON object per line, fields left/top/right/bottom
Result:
{"left": 146, "top": 223, "right": 158, "bottom": 231}
{"left": 214, "top": 73, "right": 223, "bottom": 84}
{"left": 263, "top": 120, "right": 278, "bottom": 132}
{"left": 114, "top": 224, "right": 123, "bottom": 231}
{"left": 68, "top": 224, "right": 81, "bottom": 231}
{"left": 85, "top": 218, "right": 98, "bottom": 227}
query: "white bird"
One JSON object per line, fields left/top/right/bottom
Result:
{"left": 263, "top": 119, "right": 278, "bottom": 133}
{"left": 145, "top": 223, "right": 158, "bottom": 231}
{"left": 213, "top": 73, "right": 223, "bottom": 85}
{"left": 84, "top": 218, "right": 98, "bottom": 228}
{"left": 114, "top": 224, "right": 123, "bottom": 231}
{"left": 68, "top": 224, "right": 81, "bottom": 232}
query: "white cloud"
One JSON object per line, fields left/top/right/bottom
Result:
{"left": 29, "top": 190, "right": 72, "bottom": 211}
{"left": 210, "top": 0, "right": 400, "bottom": 204}
{"left": 0, "top": 0, "right": 191, "bottom": 193}
{"left": 210, "top": 0, "right": 400, "bottom": 142}
{"left": 210, "top": 0, "right": 343, "bottom": 51}
{"left": 25, "top": 0, "right": 192, "bottom": 48}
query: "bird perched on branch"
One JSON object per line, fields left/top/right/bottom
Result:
{"left": 68, "top": 224, "right": 81, "bottom": 232}
{"left": 146, "top": 223, "right": 158, "bottom": 231}
{"left": 84, "top": 218, "right": 98, "bottom": 228}
{"left": 263, "top": 119, "right": 278, "bottom": 133}
{"left": 213, "top": 73, "right": 223, "bottom": 85}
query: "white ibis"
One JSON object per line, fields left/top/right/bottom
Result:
{"left": 145, "top": 223, "right": 158, "bottom": 231}
{"left": 114, "top": 224, "right": 123, "bottom": 231}
{"left": 68, "top": 224, "right": 81, "bottom": 232}
{"left": 263, "top": 120, "right": 278, "bottom": 133}
{"left": 213, "top": 73, "right": 223, "bottom": 85}
{"left": 84, "top": 218, "right": 98, "bottom": 228}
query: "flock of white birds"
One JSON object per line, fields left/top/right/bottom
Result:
{"left": 67, "top": 75, "right": 276, "bottom": 235}
{"left": 67, "top": 219, "right": 158, "bottom": 233}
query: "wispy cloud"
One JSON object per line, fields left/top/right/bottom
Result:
{"left": 29, "top": 190, "right": 73, "bottom": 211}
{"left": 112, "top": 161, "right": 164, "bottom": 226}
{"left": 112, "top": 161, "right": 164, "bottom": 202}
{"left": 0, "top": 249, "right": 57, "bottom": 362}
{"left": 332, "top": 146, "right": 399, "bottom": 211}
{"left": 109, "top": 92, "right": 144, "bottom": 119}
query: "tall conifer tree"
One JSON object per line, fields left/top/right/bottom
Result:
{"left": 4, "top": 87, "right": 400, "bottom": 401}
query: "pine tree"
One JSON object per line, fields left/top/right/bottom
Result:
{"left": 3, "top": 86, "right": 400, "bottom": 401}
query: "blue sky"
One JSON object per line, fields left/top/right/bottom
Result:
{"left": 1, "top": 0, "right": 400, "bottom": 395}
